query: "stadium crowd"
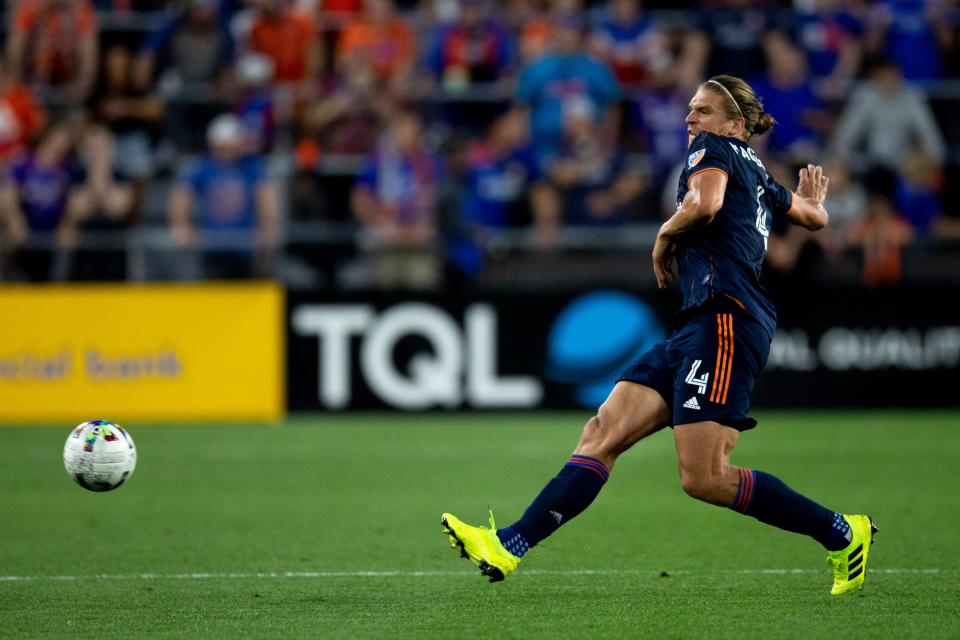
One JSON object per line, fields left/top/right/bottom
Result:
{"left": 0, "top": 0, "right": 958, "bottom": 289}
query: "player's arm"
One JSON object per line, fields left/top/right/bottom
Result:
{"left": 653, "top": 168, "right": 727, "bottom": 288}
{"left": 784, "top": 164, "right": 829, "bottom": 231}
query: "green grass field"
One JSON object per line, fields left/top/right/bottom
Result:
{"left": 1, "top": 411, "right": 958, "bottom": 639}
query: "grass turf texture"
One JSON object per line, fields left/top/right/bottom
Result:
{"left": 1, "top": 411, "right": 957, "bottom": 639}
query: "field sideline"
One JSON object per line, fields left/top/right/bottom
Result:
{"left": 1, "top": 411, "right": 957, "bottom": 639}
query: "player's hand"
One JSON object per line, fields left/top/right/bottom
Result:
{"left": 652, "top": 234, "right": 677, "bottom": 289}
{"left": 796, "top": 164, "right": 830, "bottom": 206}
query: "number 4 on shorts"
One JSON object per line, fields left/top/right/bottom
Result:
{"left": 685, "top": 359, "right": 709, "bottom": 395}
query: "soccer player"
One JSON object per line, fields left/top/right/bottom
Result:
{"left": 442, "top": 75, "right": 877, "bottom": 596}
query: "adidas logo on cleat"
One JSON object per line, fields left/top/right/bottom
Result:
{"left": 683, "top": 397, "right": 700, "bottom": 410}
{"left": 549, "top": 510, "right": 563, "bottom": 524}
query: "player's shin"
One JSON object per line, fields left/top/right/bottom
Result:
{"left": 497, "top": 455, "right": 610, "bottom": 557}
{"left": 729, "top": 468, "right": 851, "bottom": 551}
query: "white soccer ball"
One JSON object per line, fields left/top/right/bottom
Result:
{"left": 63, "top": 420, "right": 137, "bottom": 492}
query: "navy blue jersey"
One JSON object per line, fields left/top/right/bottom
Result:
{"left": 674, "top": 132, "right": 794, "bottom": 339}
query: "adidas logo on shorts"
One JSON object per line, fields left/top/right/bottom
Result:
{"left": 683, "top": 397, "right": 701, "bottom": 410}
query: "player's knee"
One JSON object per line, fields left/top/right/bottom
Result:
{"left": 578, "top": 404, "right": 628, "bottom": 458}
{"left": 577, "top": 414, "right": 606, "bottom": 452}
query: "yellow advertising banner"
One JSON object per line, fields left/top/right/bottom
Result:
{"left": 0, "top": 283, "right": 284, "bottom": 423}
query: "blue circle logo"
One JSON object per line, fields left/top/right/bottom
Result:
{"left": 546, "top": 291, "right": 665, "bottom": 408}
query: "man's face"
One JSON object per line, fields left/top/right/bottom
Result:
{"left": 685, "top": 87, "right": 741, "bottom": 144}
{"left": 211, "top": 138, "right": 242, "bottom": 162}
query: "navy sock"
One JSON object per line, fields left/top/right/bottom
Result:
{"left": 731, "top": 468, "right": 851, "bottom": 551}
{"left": 497, "top": 455, "right": 609, "bottom": 557}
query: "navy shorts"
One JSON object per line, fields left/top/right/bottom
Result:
{"left": 618, "top": 298, "right": 771, "bottom": 431}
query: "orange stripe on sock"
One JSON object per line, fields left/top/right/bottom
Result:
{"left": 742, "top": 469, "right": 755, "bottom": 511}
{"left": 735, "top": 468, "right": 754, "bottom": 512}
{"left": 733, "top": 469, "right": 747, "bottom": 511}
{"left": 581, "top": 466, "right": 608, "bottom": 482}
{"left": 721, "top": 314, "right": 735, "bottom": 405}
{"left": 710, "top": 314, "right": 724, "bottom": 402}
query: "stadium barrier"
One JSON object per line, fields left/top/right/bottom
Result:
{"left": 287, "top": 287, "right": 960, "bottom": 411}
{"left": 0, "top": 283, "right": 284, "bottom": 423}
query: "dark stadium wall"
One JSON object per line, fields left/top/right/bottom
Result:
{"left": 286, "top": 287, "right": 960, "bottom": 411}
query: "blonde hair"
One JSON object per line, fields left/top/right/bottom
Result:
{"left": 702, "top": 75, "right": 775, "bottom": 140}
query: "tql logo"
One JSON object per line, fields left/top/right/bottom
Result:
{"left": 546, "top": 291, "right": 665, "bottom": 408}
{"left": 293, "top": 303, "right": 543, "bottom": 410}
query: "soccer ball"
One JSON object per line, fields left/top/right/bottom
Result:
{"left": 63, "top": 420, "right": 137, "bottom": 492}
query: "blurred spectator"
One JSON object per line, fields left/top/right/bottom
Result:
{"left": 248, "top": 0, "right": 322, "bottom": 90}
{"left": 6, "top": 0, "right": 100, "bottom": 106}
{"left": 299, "top": 55, "right": 392, "bottom": 156}
{"left": 134, "top": 0, "right": 235, "bottom": 94}
{"left": 425, "top": 0, "right": 516, "bottom": 92}
{"left": 588, "top": 0, "right": 675, "bottom": 90}
{"left": 291, "top": 54, "right": 393, "bottom": 222}
{"left": 449, "top": 109, "right": 539, "bottom": 276}
{"left": 70, "top": 124, "right": 136, "bottom": 232}
{"left": 628, "top": 79, "right": 688, "bottom": 216}
{"left": 1, "top": 120, "right": 86, "bottom": 280}
{"left": 459, "top": 109, "right": 537, "bottom": 230}
{"left": 0, "top": 60, "right": 46, "bottom": 164}
{"left": 820, "top": 160, "right": 867, "bottom": 239}
{"left": 750, "top": 37, "right": 827, "bottom": 162}
{"left": 532, "top": 96, "right": 643, "bottom": 245}
{"left": 865, "top": 0, "right": 953, "bottom": 82}
{"left": 793, "top": 0, "right": 864, "bottom": 99}
{"left": 234, "top": 53, "right": 277, "bottom": 152}
{"left": 847, "top": 166, "right": 913, "bottom": 287}
{"left": 94, "top": 44, "right": 165, "bottom": 186}
{"left": 514, "top": 11, "right": 621, "bottom": 171}
{"left": 830, "top": 56, "right": 945, "bottom": 173}
{"left": 629, "top": 81, "right": 687, "bottom": 161}
{"left": 66, "top": 124, "right": 137, "bottom": 280}
{"left": 516, "top": 0, "right": 581, "bottom": 64}
{"left": 895, "top": 147, "right": 943, "bottom": 233}
{"left": 135, "top": 0, "right": 236, "bottom": 149}
{"left": 351, "top": 111, "right": 443, "bottom": 290}
{"left": 697, "top": 0, "right": 784, "bottom": 80}
{"left": 168, "top": 114, "right": 280, "bottom": 279}
{"left": 336, "top": 0, "right": 417, "bottom": 96}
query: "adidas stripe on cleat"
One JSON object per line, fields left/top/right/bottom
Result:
{"left": 827, "top": 514, "right": 878, "bottom": 596}
{"left": 441, "top": 511, "right": 520, "bottom": 583}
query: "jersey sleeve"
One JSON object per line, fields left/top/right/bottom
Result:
{"left": 764, "top": 173, "right": 794, "bottom": 216}
{"left": 683, "top": 132, "right": 731, "bottom": 185}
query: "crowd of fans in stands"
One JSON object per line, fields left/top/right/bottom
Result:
{"left": 0, "top": 0, "right": 957, "bottom": 288}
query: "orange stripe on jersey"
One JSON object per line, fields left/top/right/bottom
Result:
{"left": 720, "top": 314, "right": 735, "bottom": 405}
{"left": 687, "top": 167, "right": 729, "bottom": 187}
{"left": 710, "top": 314, "right": 725, "bottom": 402}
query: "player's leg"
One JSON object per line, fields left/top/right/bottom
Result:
{"left": 494, "top": 381, "right": 671, "bottom": 553}
{"left": 674, "top": 419, "right": 852, "bottom": 542}
{"left": 669, "top": 302, "right": 876, "bottom": 594}
{"left": 442, "top": 374, "right": 671, "bottom": 582}
{"left": 673, "top": 420, "right": 877, "bottom": 594}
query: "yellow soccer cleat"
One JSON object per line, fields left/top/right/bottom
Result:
{"left": 441, "top": 511, "right": 520, "bottom": 583}
{"left": 827, "top": 514, "right": 878, "bottom": 596}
